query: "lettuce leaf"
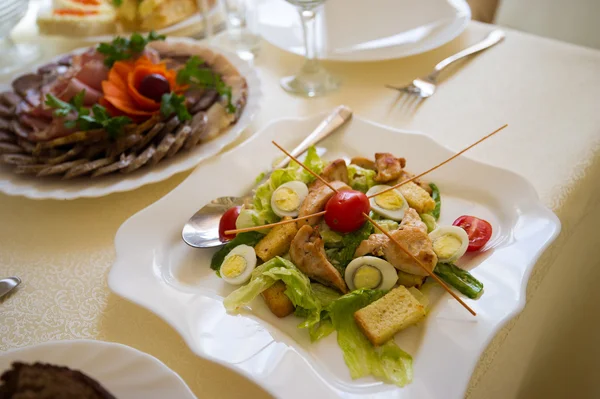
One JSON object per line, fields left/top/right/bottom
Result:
{"left": 326, "top": 289, "right": 413, "bottom": 387}
{"left": 429, "top": 183, "right": 441, "bottom": 220}
{"left": 251, "top": 146, "right": 324, "bottom": 225}
{"left": 224, "top": 256, "right": 323, "bottom": 330}
{"left": 347, "top": 164, "right": 377, "bottom": 193}
{"left": 326, "top": 222, "right": 374, "bottom": 272}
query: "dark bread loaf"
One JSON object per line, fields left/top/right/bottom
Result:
{"left": 0, "top": 362, "right": 116, "bottom": 399}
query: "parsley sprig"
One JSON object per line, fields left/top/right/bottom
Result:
{"left": 160, "top": 93, "right": 191, "bottom": 121}
{"left": 176, "top": 56, "right": 236, "bottom": 114}
{"left": 45, "top": 91, "right": 132, "bottom": 139}
{"left": 97, "top": 31, "right": 166, "bottom": 68}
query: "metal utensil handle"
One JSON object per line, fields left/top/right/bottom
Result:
{"left": 429, "top": 29, "right": 505, "bottom": 79}
{"left": 252, "top": 105, "right": 353, "bottom": 190}
{"left": 274, "top": 105, "right": 353, "bottom": 170}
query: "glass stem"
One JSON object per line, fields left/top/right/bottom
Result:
{"left": 298, "top": 7, "right": 320, "bottom": 73}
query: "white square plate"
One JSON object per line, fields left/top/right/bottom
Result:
{"left": 109, "top": 114, "right": 560, "bottom": 398}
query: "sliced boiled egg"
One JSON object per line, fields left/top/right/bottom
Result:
{"left": 366, "top": 185, "right": 409, "bottom": 221}
{"left": 270, "top": 181, "right": 309, "bottom": 217}
{"left": 428, "top": 226, "right": 469, "bottom": 263}
{"left": 345, "top": 256, "right": 398, "bottom": 291}
{"left": 220, "top": 245, "right": 257, "bottom": 285}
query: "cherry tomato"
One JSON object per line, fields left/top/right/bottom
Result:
{"left": 219, "top": 206, "right": 241, "bottom": 242}
{"left": 138, "top": 73, "right": 171, "bottom": 102}
{"left": 325, "top": 190, "right": 370, "bottom": 233}
{"left": 452, "top": 215, "right": 493, "bottom": 252}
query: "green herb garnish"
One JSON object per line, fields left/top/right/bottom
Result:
{"left": 45, "top": 91, "right": 132, "bottom": 139}
{"left": 97, "top": 31, "right": 166, "bottom": 68}
{"left": 429, "top": 183, "right": 441, "bottom": 220}
{"left": 160, "top": 92, "right": 192, "bottom": 121}
{"left": 434, "top": 263, "right": 483, "bottom": 299}
{"left": 112, "top": 0, "right": 122, "bottom": 6}
{"left": 176, "top": 56, "right": 236, "bottom": 114}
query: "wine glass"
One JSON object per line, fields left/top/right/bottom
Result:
{"left": 0, "top": 0, "right": 40, "bottom": 75}
{"left": 280, "top": 0, "right": 339, "bottom": 97}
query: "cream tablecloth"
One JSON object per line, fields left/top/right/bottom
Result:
{"left": 2, "top": 8, "right": 600, "bottom": 398}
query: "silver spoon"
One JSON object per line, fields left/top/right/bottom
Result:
{"left": 182, "top": 105, "right": 353, "bottom": 248}
{"left": 0, "top": 277, "right": 21, "bottom": 300}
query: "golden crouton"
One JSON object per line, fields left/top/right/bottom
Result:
{"left": 398, "top": 182, "right": 436, "bottom": 214}
{"left": 255, "top": 217, "right": 298, "bottom": 262}
{"left": 261, "top": 281, "right": 294, "bottom": 318}
{"left": 354, "top": 286, "right": 425, "bottom": 346}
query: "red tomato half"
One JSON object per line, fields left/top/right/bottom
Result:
{"left": 452, "top": 215, "right": 493, "bottom": 252}
{"left": 325, "top": 190, "right": 370, "bottom": 233}
{"left": 219, "top": 206, "right": 241, "bottom": 241}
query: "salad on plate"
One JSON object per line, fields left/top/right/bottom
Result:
{"left": 209, "top": 147, "right": 492, "bottom": 386}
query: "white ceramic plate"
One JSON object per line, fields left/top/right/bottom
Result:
{"left": 109, "top": 114, "right": 560, "bottom": 398}
{"left": 0, "top": 340, "right": 196, "bottom": 398}
{"left": 258, "top": 0, "right": 471, "bottom": 62}
{"left": 0, "top": 39, "right": 261, "bottom": 200}
{"left": 37, "top": 0, "right": 221, "bottom": 43}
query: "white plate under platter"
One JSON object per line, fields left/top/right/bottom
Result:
{"left": 258, "top": 0, "right": 471, "bottom": 62}
{"left": 109, "top": 114, "right": 560, "bottom": 398}
{"left": 0, "top": 38, "right": 261, "bottom": 200}
{"left": 37, "top": 0, "right": 221, "bottom": 43}
{"left": 0, "top": 340, "right": 196, "bottom": 398}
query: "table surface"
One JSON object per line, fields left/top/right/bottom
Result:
{"left": 2, "top": 6, "right": 600, "bottom": 399}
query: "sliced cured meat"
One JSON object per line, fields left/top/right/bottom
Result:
{"left": 0, "top": 142, "right": 23, "bottom": 154}
{"left": 0, "top": 91, "right": 22, "bottom": 108}
{"left": 19, "top": 114, "right": 52, "bottom": 132}
{"left": 92, "top": 154, "right": 135, "bottom": 177}
{"left": 152, "top": 133, "right": 175, "bottom": 165}
{"left": 131, "top": 122, "right": 165, "bottom": 152}
{"left": 166, "top": 124, "right": 191, "bottom": 157}
{"left": 0, "top": 104, "right": 12, "bottom": 118}
{"left": 12, "top": 74, "right": 43, "bottom": 99}
{"left": 64, "top": 157, "right": 114, "bottom": 179}
{"left": 184, "top": 112, "right": 208, "bottom": 149}
{"left": 0, "top": 130, "right": 16, "bottom": 143}
{"left": 15, "top": 164, "right": 47, "bottom": 174}
{"left": 10, "top": 120, "right": 32, "bottom": 140}
{"left": 37, "top": 159, "right": 87, "bottom": 177}
{"left": 57, "top": 77, "right": 102, "bottom": 105}
{"left": 122, "top": 145, "right": 156, "bottom": 173}
{"left": 74, "top": 60, "right": 109, "bottom": 92}
{"left": 0, "top": 154, "right": 36, "bottom": 165}
{"left": 190, "top": 89, "right": 219, "bottom": 113}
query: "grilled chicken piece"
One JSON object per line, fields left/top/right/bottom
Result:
{"left": 290, "top": 225, "right": 348, "bottom": 293}
{"left": 298, "top": 180, "right": 351, "bottom": 226}
{"left": 374, "top": 153, "right": 406, "bottom": 183}
{"left": 322, "top": 159, "right": 349, "bottom": 183}
{"left": 399, "top": 208, "right": 428, "bottom": 234}
{"left": 350, "top": 156, "right": 376, "bottom": 170}
{"left": 355, "top": 209, "right": 437, "bottom": 276}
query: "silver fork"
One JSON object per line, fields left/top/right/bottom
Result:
{"left": 386, "top": 29, "right": 506, "bottom": 98}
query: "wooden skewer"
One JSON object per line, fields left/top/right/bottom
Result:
{"left": 368, "top": 124, "right": 508, "bottom": 199}
{"left": 225, "top": 211, "right": 326, "bottom": 235}
{"left": 363, "top": 213, "right": 477, "bottom": 316}
{"left": 272, "top": 141, "right": 339, "bottom": 193}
